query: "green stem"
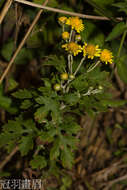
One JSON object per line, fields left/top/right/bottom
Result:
{"left": 68, "top": 54, "right": 73, "bottom": 74}
{"left": 87, "top": 61, "right": 100, "bottom": 73}
{"left": 110, "top": 20, "right": 127, "bottom": 79}
{"left": 62, "top": 24, "right": 65, "bottom": 32}
{"left": 117, "top": 21, "right": 127, "bottom": 57}
{"left": 69, "top": 29, "right": 73, "bottom": 42}
{"left": 74, "top": 56, "right": 86, "bottom": 76}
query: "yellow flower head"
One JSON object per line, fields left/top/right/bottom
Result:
{"left": 62, "top": 31, "right": 69, "bottom": 40}
{"left": 62, "top": 42, "right": 82, "bottom": 56}
{"left": 66, "top": 17, "right": 84, "bottom": 33}
{"left": 58, "top": 16, "right": 67, "bottom": 24}
{"left": 82, "top": 43, "right": 101, "bottom": 59}
{"left": 100, "top": 49, "right": 113, "bottom": 64}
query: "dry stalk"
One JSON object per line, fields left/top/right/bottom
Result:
{"left": 0, "top": 0, "right": 13, "bottom": 24}
{"left": 0, "top": 146, "right": 19, "bottom": 171}
{"left": 103, "top": 174, "right": 127, "bottom": 190}
{"left": 0, "top": 0, "right": 49, "bottom": 84}
{"left": 14, "top": 0, "right": 123, "bottom": 21}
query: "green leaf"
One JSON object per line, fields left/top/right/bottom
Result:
{"left": 72, "top": 74, "right": 88, "bottom": 92}
{"left": 50, "top": 138, "right": 60, "bottom": 160}
{"left": 62, "top": 176, "right": 72, "bottom": 187}
{"left": 64, "top": 93, "right": 80, "bottom": 105}
{"left": 30, "top": 155, "right": 47, "bottom": 169}
{"left": 39, "top": 128, "right": 57, "bottom": 142}
{"left": 102, "top": 99, "right": 127, "bottom": 107}
{"left": 113, "top": 1, "right": 127, "bottom": 14}
{"left": 0, "top": 96, "right": 11, "bottom": 110}
{"left": 8, "top": 78, "right": 18, "bottom": 91}
{"left": 12, "top": 89, "right": 32, "bottom": 99}
{"left": 19, "top": 135, "right": 34, "bottom": 156}
{"left": 3, "top": 120, "right": 23, "bottom": 134}
{"left": 116, "top": 56, "right": 127, "bottom": 83}
{"left": 20, "top": 100, "right": 33, "bottom": 109}
{"left": 61, "top": 146, "right": 74, "bottom": 169}
{"left": 44, "top": 55, "right": 66, "bottom": 72}
{"left": 64, "top": 135, "right": 79, "bottom": 149}
{"left": 34, "top": 106, "right": 48, "bottom": 123}
{"left": 106, "top": 22, "right": 127, "bottom": 41}
{"left": 61, "top": 122, "right": 81, "bottom": 135}
{"left": 0, "top": 133, "right": 11, "bottom": 147}
{"left": 23, "top": 119, "right": 37, "bottom": 132}
{"left": 1, "top": 40, "right": 14, "bottom": 61}
{"left": 35, "top": 96, "right": 60, "bottom": 121}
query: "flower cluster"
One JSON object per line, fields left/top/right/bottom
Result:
{"left": 58, "top": 16, "right": 114, "bottom": 64}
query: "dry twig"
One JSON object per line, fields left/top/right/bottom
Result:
{"left": 14, "top": 0, "right": 123, "bottom": 21}
{"left": 0, "top": 146, "right": 19, "bottom": 171}
{"left": 0, "top": 0, "right": 13, "bottom": 24}
{"left": 103, "top": 174, "right": 127, "bottom": 190}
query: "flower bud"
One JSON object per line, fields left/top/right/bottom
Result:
{"left": 54, "top": 84, "right": 61, "bottom": 91}
{"left": 60, "top": 73, "right": 68, "bottom": 80}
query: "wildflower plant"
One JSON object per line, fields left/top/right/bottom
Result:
{"left": 0, "top": 16, "right": 126, "bottom": 188}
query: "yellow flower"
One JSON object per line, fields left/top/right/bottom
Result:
{"left": 62, "top": 32, "right": 69, "bottom": 40}
{"left": 62, "top": 42, "right": 82, "bottom": 56}
{"left": 58, "top": 16, "right": 67, "bottom": 24}
{"left": 100, "top": 49, "right": 113, "bottom": 64}
{"left": 66, "top": 17, "right": 84, "bottom": 33}
{"left": 82, "top": 43, "right": 101, "bottom": 59}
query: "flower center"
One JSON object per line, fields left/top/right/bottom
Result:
{"left": 68, "top": 42, "right": 79, "bottom": 52}
{"left": 86, "top": 45, "right": 96, "bottom": 56}
{"left": 71, "top": 18, "right": 81, "bottom": 27}
{"left": 100, "top": 49, "right": 111, "bottom": 61}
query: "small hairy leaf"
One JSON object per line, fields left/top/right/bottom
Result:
{"left": 44, "top": 55, "right": 66, "bottom": 72}
{"left": 50, "top": 138, "right": 60, "bottom": 160}
{"left": 20, "top": 100, "right": 33, "bottom": 109}
{"left": 30, "top": 155, "right": 47, "bottom": 169}
{"left": 12, "top": 89, "right": 32, "bottom": 99}
{"left": 61, "top": 146, "right": 74, "bottom": 169}
{"left": 19, "top": 135, "right": 34, "bottom": 156}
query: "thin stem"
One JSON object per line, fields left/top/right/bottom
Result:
{"left": 110, "top": 20, "right": 127, "bottom": 79}
{"left": 68, "top": 54, "right": 73, "bottom": 74}
{"left": 117, "top": 20, "right": 127, "bottom": 57}
{"left": 14, "top": 0, "right": 123, "bottom": 21}
{"left": 69, "top": 29, "right": 73, "bottom": 42}
{"left": 0, "top": 146, "right": 19, "bottom": 170}
{"left": 74, "top": 56, "right": 86, "bottom": 76}
{"left": 62, "top": 24, "right": 65, "bottom": 33}
{"left": 70, "top": 54, "right": 73, "bottom": 74}
{"left": 87, "top": 61, "right": 100, "bottom": 73}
